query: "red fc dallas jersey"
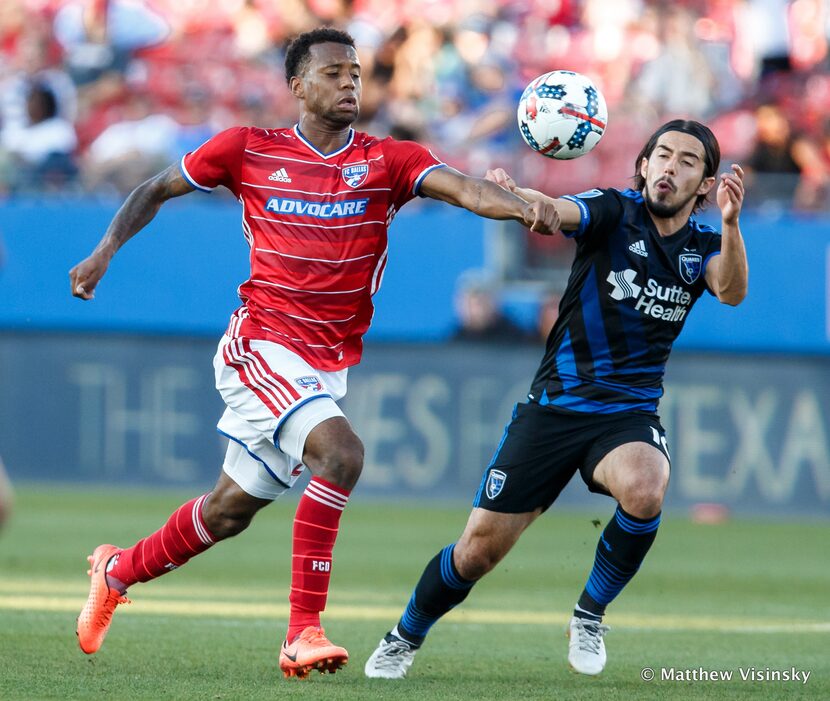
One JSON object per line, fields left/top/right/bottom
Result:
{"left": 181, "top": 125, "right": 445, "bottom": 371}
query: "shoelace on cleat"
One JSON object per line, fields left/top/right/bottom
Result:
{"left": 91, "top": 591, "right": 130, "bottom": 626}
{"left": 301, "top": 629, "right": 333, "bottom": 647}
{"left": 573, "top": 619, "right": 609, "bottom": 654}
{"left": 373, "top": 639, "right": 416, "bottom": 669}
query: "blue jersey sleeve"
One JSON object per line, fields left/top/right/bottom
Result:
{"left": 560, "top": 188, "right": 624, "bottom": 239}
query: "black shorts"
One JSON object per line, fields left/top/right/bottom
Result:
{"left": 472, "top": 401, "right": 670, "bottom": 513}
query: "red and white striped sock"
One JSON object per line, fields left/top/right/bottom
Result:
{"left": 287, "top": 477, "right": 349, "bottom": 641}
{"left": 107, "top": 493, "right": 216, "bottom": 590}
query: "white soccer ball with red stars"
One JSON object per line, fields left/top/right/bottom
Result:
{"left": 517, "top": 70, "right": 608, "bottom": 160}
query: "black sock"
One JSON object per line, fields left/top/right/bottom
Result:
{"left": 575, "top": 505, "right": 661, "bottom": 620}
{"left": 395, "top": 543, "right": 476, "bottom": 646}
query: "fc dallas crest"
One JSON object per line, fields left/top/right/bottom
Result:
{"left": 342, "top": 163, "right": 369, "bottom": 188}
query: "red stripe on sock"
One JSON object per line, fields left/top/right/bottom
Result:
{"left": 109, "top": 494, "right": 217, "bottom": 587}
{"left": 158, "top": 536, "right": 182, "bottom": 568}
{"left": 136, "top": 540, "right": 153, "bottom": 580}
{"left": 287, "top": 477, "right": 349, "bottom": 641}
{"left": 146, "top": 539, "right": 168, "bottom": 574}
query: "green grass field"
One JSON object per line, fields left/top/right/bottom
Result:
{"left": 1, "top": 485, "right": 827, "bottom": 700}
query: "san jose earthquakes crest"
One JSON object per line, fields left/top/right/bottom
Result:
{"left": 485, "top": 469, "right": 507, "bottom": 500}
{"left": 342, "top": 163, "right": 369, "bottom": 188}
{"left": 678, "top": 253, "right": 702, "bottom": 284}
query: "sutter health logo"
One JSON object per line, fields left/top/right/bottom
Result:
{"left": 607, "top": 269, "right": 641, "bottom": 300}
{"left": 607, "top": 269, "right": 691, "bottom": 322}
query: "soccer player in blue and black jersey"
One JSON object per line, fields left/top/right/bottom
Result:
{"left": 365, "top": 120, "right": 748, "bottom": 678}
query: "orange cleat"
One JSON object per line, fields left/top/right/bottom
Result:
{"left": 76, "top": 544, "right": 130, "bottom": 654}
{"left": 279, "top": 626, "right": 349, "bottom": 679}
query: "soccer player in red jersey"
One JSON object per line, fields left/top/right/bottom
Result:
{"left": 69, "top": 27, "right": 559, "bottom": 678}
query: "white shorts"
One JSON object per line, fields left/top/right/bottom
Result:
{"left": 213, "top": 335, "right": 347, "bottom": 500}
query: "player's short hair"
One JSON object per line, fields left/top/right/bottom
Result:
{"left": 284, "top": 28, "right": 355, "bottom": 85}
{"left": 633, "top": 119, "right": 721, "bottom": 212}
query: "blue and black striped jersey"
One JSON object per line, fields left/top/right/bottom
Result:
{"left": 529, "top": 188, "right": 722, "bottom": 414}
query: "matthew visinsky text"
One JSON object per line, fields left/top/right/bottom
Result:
{"left": 661, "top": 667, "right": 811, "bottom": 684}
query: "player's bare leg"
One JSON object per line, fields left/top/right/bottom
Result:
{"left": 77, "top": 473, "right": 269, "bottom": 654}
{"left": 567, "top": 441, "right": 669, "bottom": 675}
{"left": 365, "top": 508, "right": 539, "bottom": 679}
{"left": 279, "top": 417, "right": 362, "bottom": 679}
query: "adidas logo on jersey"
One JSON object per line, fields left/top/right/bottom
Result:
{"left": 268, "top": 168, "right": 292, "bottom": 182}
{"left": 629, "top": 240, "right": 648, "bottom": 257}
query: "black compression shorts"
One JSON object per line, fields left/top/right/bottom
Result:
{"left": 473, "top": 401, "right": 670, "bottom": 513}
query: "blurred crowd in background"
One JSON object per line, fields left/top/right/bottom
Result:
{"left": 2, "top": 0, "right": 829, "bottom": 339}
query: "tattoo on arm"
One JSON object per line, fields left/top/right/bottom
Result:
{"left": 98, "top": 164, "right": 194, "bottom": 254}
{"left": 472, "top": 179, "right": 483, "bottom": 213}
{"left": 158, "top": 163, "right": 197, "bottom": 198}
{"left": 422, "top": 168, "right": 523, "bottom": 220}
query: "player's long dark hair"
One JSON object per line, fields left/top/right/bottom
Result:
{"left": 284, "top": 28, "right": 355, "bottom": 84}
{"left": 633, "top": 120, "right": 721, "bottom": 212}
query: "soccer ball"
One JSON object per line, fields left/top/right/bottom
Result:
{"left": 517, "top": 70, "right": 608, "bottom": 160}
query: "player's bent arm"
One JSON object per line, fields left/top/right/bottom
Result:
{"left": 70, "top": 164, "right": 195, "bottom": 299}
{"left": 706, "top": 164, "right": 748, "bottom": 306}
{"left": 704, "top": 221, "right": 748, "bottom": 306}
{"left": 419, "top": 167, "right": 560, "bottom": 235}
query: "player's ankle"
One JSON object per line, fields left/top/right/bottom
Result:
{"left": 391, "top": 624, "right": 423, "bottom": 648}
{"left": 104, "top": 555, "right": 128, "bottom": 594}
{"left": 105, "top": 573, "right": 128, "bottom": 594}
{"left": 287, "top": 618, "right": 321, "bottom": 642}
{"left": 574, "top": 603, "right": 604, "bottom": 622}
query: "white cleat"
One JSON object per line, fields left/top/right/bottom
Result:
{"left": 567, "top": 616, "right": 609, "bottom": 675}
{"left": 365, "top": 632, "right": 419, "bottom": 679}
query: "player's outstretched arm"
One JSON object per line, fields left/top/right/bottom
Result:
{"left": 419, "top": 166, "right": 560, "bottom": 235}
{"left": 69, "top": 164, "right": 195, "bottom": 300}
{"left": 484, "top": 167, "right": 582, "bottom": 232}
{"left": 706, "top": 164, "right": 748, "bottom": 306}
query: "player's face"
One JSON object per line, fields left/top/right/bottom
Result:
{"left": 640, "top": 132, "right": 715, "bottom": 218}
{"left": 297, "top": 42, "right": 362, "bottom": 125}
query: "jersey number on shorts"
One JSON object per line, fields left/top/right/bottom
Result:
{"left": 650, "top": 426, "right": 670, "bottom": 460}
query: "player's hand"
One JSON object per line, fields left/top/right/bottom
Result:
{"left": 485, "top": 168, "right": 517, "bottom": 192}
{"left": 717, "top": 164, "right": 744, "bottom": 226}
{"left": 523, "top": 200, "right": 560, "bottom": 236}
{"left": 69, "top": 250, "right": 111, "bottom": 300}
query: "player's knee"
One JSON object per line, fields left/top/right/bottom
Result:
{"left": 0, "top": 466, "right": 12, "bottom": 532}
{"left": 202, "top": 494, "right": 257, "bottom": 540}
{"left": 0, "top": 499, "right": 11, "bottom": 531}
{"left": 307, "top": 437, "right": 364, "bottom": 490}
{"left": 204, "top": 509, "right": 253, "bottom": 539}
{"left": 453, "top": 538, "right": 504, "bottom": 580}
{"left": 209, "top": 514, "right": 252, "bottom": 539}
{"left": 618, "top": 465, "right": 668, "bottom": 518}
